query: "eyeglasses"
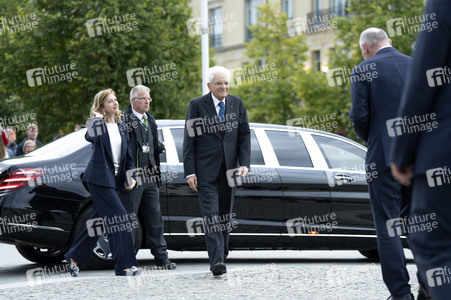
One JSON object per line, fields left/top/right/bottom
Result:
{"left": 214, "top": 82, "right": 229, "bottom": 87}
{"left": 134, "top": 97, "right": 152, "bottom": 102}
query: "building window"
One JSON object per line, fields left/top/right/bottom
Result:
{"left": 330, "top": 0, "right": 347, "bottom": 17}
{"left": 313, "top": 0, "right": 321, "bottom": 16}
{"left": 282, "top": 0, "right": 294, "bottom": 19}
{"left": 210, "top": 7, "right": 222, "bottom": 48}
{"left": 245, "top": 0, "right": 260, "bottom": 42}
{"left": 313, "top": 50, "right": 321, "bottom": 71}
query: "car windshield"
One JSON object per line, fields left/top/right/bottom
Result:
{"left": 25, "top": 129, "right": 90, "bottom": 158}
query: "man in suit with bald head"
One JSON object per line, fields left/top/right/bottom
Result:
{"left": 350, "top": 28, "right": 415, "bottom": 300}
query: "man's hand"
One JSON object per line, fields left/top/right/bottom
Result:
{"left": 187, "top": 175, "right": 198, "bottom": 192}
{"left": 390, "top": 163, "right": 413, "bottom": 186}
{"left": 124, "top": 178, "right": 136, "bottom": 190}
{"left": 238, "top": 166, "right": 249, "bottom": 177}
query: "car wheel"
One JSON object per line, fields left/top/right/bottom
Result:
{"left": 15, "top": 245, "right": 66, "bottom": 264}
{"left": 359, "top": 249, "right": 380, "bottom": 260}
{"left": 71, "top": 204, "right": 143, "bottom": 270}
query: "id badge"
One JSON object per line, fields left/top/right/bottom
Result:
{"left": 142, "top": 144, "right": 150, "bottom": 153}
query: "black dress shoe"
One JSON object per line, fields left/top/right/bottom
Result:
{"left": 417, "top": 283, "right": 432, "bottom": 300}
{"left": 155, "top": 259, "right": 176, "bottom": 270}
{"left": 211, "top": 263, "right": 227, "bottom": 276}
{"left": 387, "top": 293, "right": 414, "bottom": 300}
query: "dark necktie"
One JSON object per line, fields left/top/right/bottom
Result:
{"left": 218, "top": 101, "right": 225, "bottom": 122}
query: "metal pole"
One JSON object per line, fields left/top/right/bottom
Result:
{"left": 201, "top": 0, "right": 209, "bottom": 95}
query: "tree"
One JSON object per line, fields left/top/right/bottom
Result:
{"left": 0, "top": 0, "right": 202, "bottom": 143}
{"left": 232, "top": 0, "right": 426, "bottom": 142}
{"left": 231, "top": 3, "right": 307, "bottom": 125}
{"left": 320, "top": 0, "right": 425, "bottom": 141}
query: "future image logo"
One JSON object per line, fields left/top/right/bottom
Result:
{"left": 386, "top": 113, "right": 438, "bottom": 137}
{"left": 26, "top": 63, "right": 78, "bottom": 87}
{"left": 186, "top": 118, "right": 206, "bottom": 137}
{"left": 426, "top": 267, "right": 451, "bottom": 288}
{"left": 426, "top": 167, "right": 451, "bottom": 187}
{"left": 386, "top": 218, "right": 405, "bottom": 237}
{"left": 86, "top": 13, "right": 138, "bottom": 37}
{"left": 426, "top": 67, "right": 451, "bottom": 87}
{"left": 126, "top": 64, "right": 178, "bottom": 87}
{"left": 386, "top": 213, "right": 438, "bottom": 237}
{"left": 386, "top": 13, "right": 438, "bottom": 37}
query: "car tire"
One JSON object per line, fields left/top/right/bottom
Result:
{"left": 71, "top": 204, "right": 143, "bottom": 270}
{"left": 15, "top": 245, "right": 66, "bottom": 264}
{"left": 359, "top": 249, "right": 380, "bottom": 260}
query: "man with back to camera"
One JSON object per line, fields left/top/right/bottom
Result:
{"left": 183, "top": 66, "right": 250, "bottom": 276}
{"left": 349, "top": 28, "right": 420, "bottom": 300}
{"left": 119, "top": 84, "right": 176, "bottom": 270}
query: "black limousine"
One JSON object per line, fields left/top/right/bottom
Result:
{"left": 0, "top": 120, "right": 395, "bottom": 269}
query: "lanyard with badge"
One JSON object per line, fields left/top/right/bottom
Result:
{"left": 142, "top": 143, "right": 150, "bottom": 153}
{"left": 141, "top": 114, "right": 150, "bottom": 153}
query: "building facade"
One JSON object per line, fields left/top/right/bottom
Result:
{"left": 188, "top": 0, "right": 348, "bottom": 72}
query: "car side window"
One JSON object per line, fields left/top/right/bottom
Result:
{"left": 312, "top": 135, "right": 366, "bottom": 170}
{"left": 170, "top": 128, "right": 184, "bottom": 162}
{"left": 250, "top": 130, "right": 265, "bottom": 165}
{"left": 265, "top": 130, "right": 313, "bottom": 167}
{"left": 158, "top": 129, "right": 166, "bottom": 163}
{"left": 170, "top": 128, "right": 263, "bottom": 165}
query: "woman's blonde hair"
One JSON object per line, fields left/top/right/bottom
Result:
{"left": 23, "top": 140, "right": 36, "bottom": 153}
{"left": 89, "top": 88, "right": 122, "bottom": 123}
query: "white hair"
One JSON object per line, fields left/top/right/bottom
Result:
{"left": 207, "top": 66, "right": 231, "bottom": 84}
{"left": 359, "top": 27, "right": 390, "bottom": 48}
{"left": 130, "top": 85, "right": 150, "bottom": 102}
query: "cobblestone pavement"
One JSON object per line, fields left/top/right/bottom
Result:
{"left": 0, "top": 263, "right": 420, "bottom": 300}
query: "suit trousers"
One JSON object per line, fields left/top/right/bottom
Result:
{"left": 368, "top": 169, "right": 411, "bottom": 296}
{"left": 64, "top": 183, "right": 137, "bottom": 273}
{"left": 197, "top": 162, "right": 235, "bottom": 266}
{"left": 119, "top": 181, "right": 168, "bottom": 262}
{"left": 408, "top": 176, "right": 451, "bottom": 300}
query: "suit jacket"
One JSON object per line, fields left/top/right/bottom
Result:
{"left": 391, "top": 0, "right": 451, "bottom": 175}
{"left": 350, "top": 47, "right": 412, "bottom": 173}
{"left": 122, "top": 105, "right": 165, "bottom": 185}
{"left": 183, "top": 92, "right": 251, "bottom": 182}
{"left": 82, "top": 117, "right": 134, "bottom": 189}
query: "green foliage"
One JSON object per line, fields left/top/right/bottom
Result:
{"left": 0, "top": 0, "right": 201, "bottom": 143}
{"left": 326, "top": 0, "right": 425, "bottom": 141}
{"left": 233, "top": 0, "right": 425, "bottom": 142}
{"left": 231, "top": 3, "right": 307, "bottom": 125}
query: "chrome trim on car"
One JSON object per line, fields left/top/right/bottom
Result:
{"left": 7, "top": 223, "right": 65, "bottom": 232}
{"left": 300, "top": 132, "right": 330, "bottom": 169}
{"left": 164, "top": 233, "right": 384, "bottom": 238}
{"left": 253, "top": 128, "right": 279, "bottom": 167}
{"left": 161, "top": 127, "right": 179, "bottom": 164}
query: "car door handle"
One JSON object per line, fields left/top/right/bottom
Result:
{"left": 334, "top": 175, "right": 354, "bottom": 183}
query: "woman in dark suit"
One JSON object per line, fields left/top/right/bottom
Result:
{"left": 64, "top": 88, "right": 140, "bottom": 276}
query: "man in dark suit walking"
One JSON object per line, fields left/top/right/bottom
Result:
{"left": 350, "top": 28, "right": 414, "bottom": 300}
{"left": 183, "top": 66, "right": 250, "bottom": 276}
{"left": 391, "top": 1, "right": 451, "bottom": 299}
{"left": 119, "top": 85, "right": 176, "bottom": 270}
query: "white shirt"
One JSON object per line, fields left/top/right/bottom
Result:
{"left": 377, "top": 45, "right": 392, "bottom": 52}
{"left": 132, "top": 108, "right": 147, "bottom": 126}
{"left": 105, "top": 122, "right": 122, "bottom": 175}
{"left": 212, "top": 94, "right": 226, "bottom": 116}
